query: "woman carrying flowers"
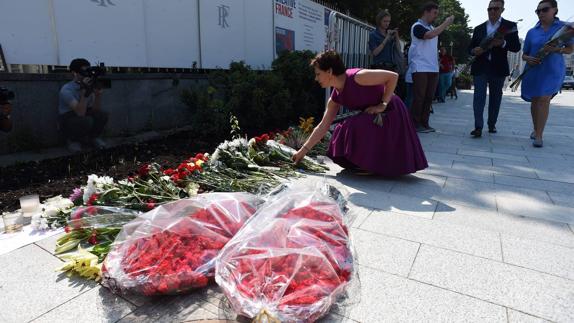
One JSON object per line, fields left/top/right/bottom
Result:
{"left": 292, "top": 50, "right": 428, "bottom": 177}
{"left": 521, "top": 0, "right": 574, "bottom": 147}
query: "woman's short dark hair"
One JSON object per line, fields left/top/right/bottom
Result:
{"left": 310, "top": 51, "right": 347, "bottom": 76}
{"left": 69, "top": 58, "right": 90, "bottom": 73}
{"left": 421, "top": 2, "right": 439, "bottom": 14}
{"left": 538, "top": 0, "right": 558, "bottom": 16}
{"left": 375, "top": 10, "right": 391, "bottom": 27}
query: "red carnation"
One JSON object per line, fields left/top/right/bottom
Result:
{"left": 88, "top": 231, "right": 98, "bottom": 245}
{"left": 87, "top": 194, "right": 99, "bottom": 206}
{"left": 138, "top": 164, "right": 151, "bottom": 177}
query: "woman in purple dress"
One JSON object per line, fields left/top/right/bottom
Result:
{"left": 293, "top": 51, "right": 428, "bottom": 177}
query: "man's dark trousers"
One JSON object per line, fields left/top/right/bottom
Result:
{"left": 473, "top": 74, "right": 505, "bottom": 130}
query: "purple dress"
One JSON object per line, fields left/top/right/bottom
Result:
{"left": 327, "top": 68, "right": 428, "bottom": 176}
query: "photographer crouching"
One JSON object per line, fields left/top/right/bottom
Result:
{"left": 59, "top": 58, "right": 109, "bottom": 152}
{"left": 0, "top": 87, "right": 14, "bottom": 132}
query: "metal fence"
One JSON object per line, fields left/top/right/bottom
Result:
{"left": 327, "top": 11, "right": 375, "bottom": 69}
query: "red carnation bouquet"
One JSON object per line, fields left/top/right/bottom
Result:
{"left": 102, "top": 192, "right": 262, "bottom": 295}
{"left": 216, "top": 184, "right": 354, "bottom": 322}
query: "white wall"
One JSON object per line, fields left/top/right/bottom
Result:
{"left": 198, "top": 0, "right": 246, "bottom": 69}
{"left": 244, "top": 0, "right": 274, "bottom": 69}
{"left": 53, "top": 0, "right": 148, "bottom": 67}
{"left": 143, "top": 0, "right": 200, "bottom": 68}
{"left": 0, "top": 0, "right": 330, "bottom": 69}
{"left": 0, "top": 0, "right": 58, "bottom": 65}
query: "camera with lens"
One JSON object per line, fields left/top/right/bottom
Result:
{"left": 0, "top": 87, "right": 15, "bottom": 104}
{"left": 78, "top": 63, "right": 112, "bottom": 96}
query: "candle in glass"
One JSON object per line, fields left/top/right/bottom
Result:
{"left": 20, "top": 194, "right": 40, "bottom": 215}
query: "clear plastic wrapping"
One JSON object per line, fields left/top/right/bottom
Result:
{"left": 216, "top": 184, "right": 354, "bottom": 322}
{"left": 102, "top": 192, "right": 262, "bottom": 295}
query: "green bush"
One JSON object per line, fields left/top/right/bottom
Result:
{"left": 181, "top": 51, "right": 324, "bottom": 139}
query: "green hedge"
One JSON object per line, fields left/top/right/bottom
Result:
{"left": 182, "top": 51, "right": 324, "bottom": 139}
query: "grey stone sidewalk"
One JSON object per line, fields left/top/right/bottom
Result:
{"left": 1, "top": 90, "right": 573, "bottom": 322}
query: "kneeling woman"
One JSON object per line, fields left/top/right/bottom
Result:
{"left": 293, "top": 51, "right": 428, "bottom": 177}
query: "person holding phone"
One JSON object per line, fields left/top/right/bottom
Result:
{"left": 369, "top": 10, "right": 407, "bottom": 99}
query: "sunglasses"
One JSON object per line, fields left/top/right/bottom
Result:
{"left": 487, "top": 7, "right": 502, "bottom": 12}
{"left": 535, "top": 7, "right": 552, "bottom": 14}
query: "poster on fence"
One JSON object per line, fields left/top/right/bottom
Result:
{"left": 273, "top": 0, "right": 329, "bottom": 56}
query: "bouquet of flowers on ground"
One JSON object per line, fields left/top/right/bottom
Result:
{"left": 40, "top": 195, "right": 75, "bottom": 229}
{"left": 102, "top": 193, "right": 262, "bottom": 296}
{"left": 216, "top": 184, "right": 354, "bottom": 322}
{"left": 204, "top": 138, "right": 282, "bottom": 193}
{"left": 54, "top": 206, "right": 141, "bottom": 257}
{"left": 463, "top": 24, "right": 517, "bottom": 73}
{"left": 248, "top": 133, "right": 329, "bottom": 174}
{"left": 510, "top": 22, "right": 574, "bottom": 91}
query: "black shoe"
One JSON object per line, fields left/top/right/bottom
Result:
{"left": 488, "top": 127, "right": 497, "bottom": 133}
{"left": 470, "top": 129, "right": 482, "bottom": 138}
{"left": 425, "top": 126, "right": 436, "bottom": 132}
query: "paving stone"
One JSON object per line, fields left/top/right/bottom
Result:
{"left": 347, "top": 203, "right": 372, "bottom": 228}
{"left": 547, "top": 191, "right": 574, "bottom": 208}
{"left": 434, "top": 202, "right": 574, "bottom": 248}
{"left": 350, "top": 228, "right": 420, "bottom": 277}
{"left": 116, "top": 292, "right": 217, "bottom": 323}
{"left": 491, "top": 158, "right": 532, "bottom": 168}
{"left": 501, "top": 236, "right": 574, "bottom": 280}
{"left": 458, "top": 149, "right": 528, "bottom": 162}
{"left": 0, "top": 244, "right": 98, "bottom": 322}
{"left": 507, "top": 309, "right": 551, "bottom": 323}
{"left": 494, "top": 174, "right": 574, "bottom": 194}
{"left": 453, "top": 161, "right": 538, "bottom": 179}
{"left": 436, "top": 177, "right": 497, "bottom": 210}
{"left": 348, "top": 191, "right": 437, "bottom": 219}
{"left": 330, "top": 172, "right": 396, "bottom": 196}
{"left": 422, "top": 164, "right": 495, "bottom": 183}
{"left": 425, "top": 151, "right": 494, "bottom": 166}
{"left": 425, "top": 143, "right": 460, "bottom": 154}
{"left": 35, "top": 232, "right": 65, "bottom": 255}
{"left": 31, "top": 287, "right": 137, "bottom": 323}
{"left": 339, "top": 265, "right": 506, "bottom": 323}
{"left": 360, "top": 210, "right": 502, "bottom": 260}
{"left": 492, "top": 184, "right": 574, "bottom": 223}
{"left": 495, "top": 185, "right": 574, "bottom": 224}
{"left": 410, "top": 245, "right": 574, "bottom": 322}
{"left": 388, "top": 173, "right": 446, "bottom": 201}
{"left": 536, "top": 167, "right": 574, "bottom": 184}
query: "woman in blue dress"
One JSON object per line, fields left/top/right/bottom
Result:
{"left": 521, "top": 0, "right": 574, "bottom": 147}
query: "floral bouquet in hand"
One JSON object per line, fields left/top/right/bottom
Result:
{"left": 102, "top": 192, "right": 262, "bottom": 295}
{"left": 215, "top": 184, "right": 354, "bottom": 322}
{"left": 510, "top": 22, "right": 574, "bottom": 91}
{"left": 463, "top": 24, "right": 517, "bottom": 73}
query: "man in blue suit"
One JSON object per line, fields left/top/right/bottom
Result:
{"left": 469, "top": 0, "right": 521, "bottom": 138}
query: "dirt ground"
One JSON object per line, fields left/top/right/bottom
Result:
{"left": 0, "top": 130, "right": 217, "bottom": 213}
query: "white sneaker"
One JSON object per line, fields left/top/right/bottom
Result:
{"left": 93, "top": 138, "right": 108, "bottom": 149}
{"left": 67, "top": 140, "right": 82, "bottom": 153}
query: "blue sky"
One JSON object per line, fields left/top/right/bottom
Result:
{"left": 459, "top": 0, "right": 574, "bottom": 39}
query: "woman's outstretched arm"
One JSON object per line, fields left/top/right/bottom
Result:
{"left": 292, "top": 98, "right": 340, "bottom": 163}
